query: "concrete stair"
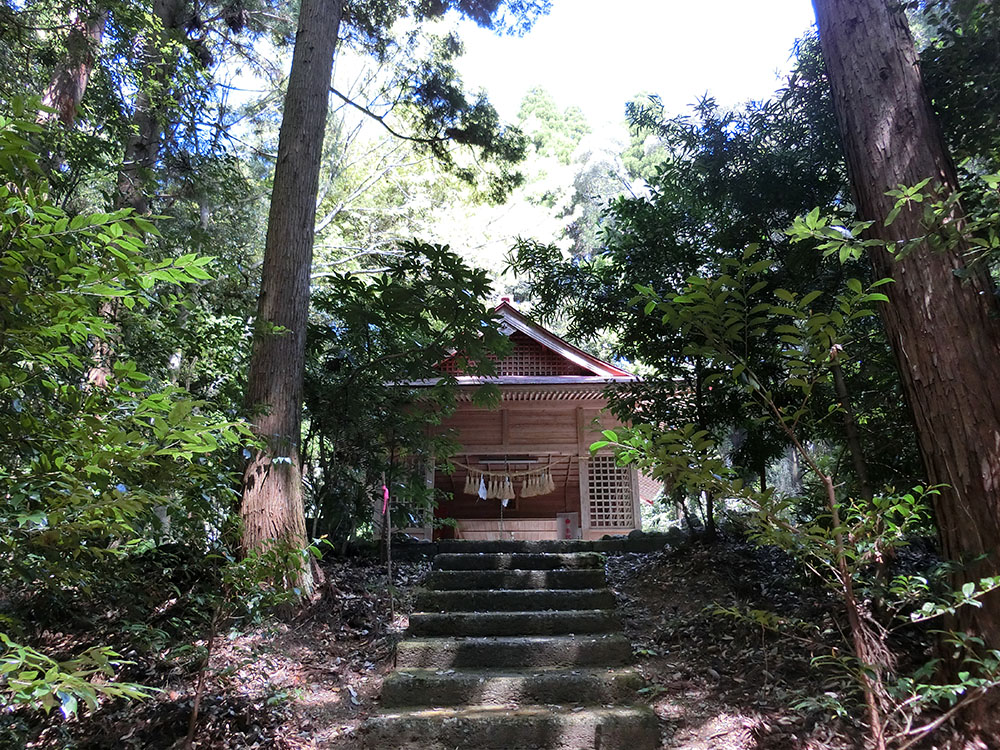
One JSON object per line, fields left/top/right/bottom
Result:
{"left": 425, "top": 568, "right": 607, "bottom": 590}
{"left": 361, "top": 544, "right": 659, "bottom": 749}
{"left": 415, "top": 588, "right": 617, "bottom": 611}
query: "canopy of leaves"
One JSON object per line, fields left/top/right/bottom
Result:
{"left": 304, "top": 240, "right": 509, "bottom": 542}
{"left": 509, "top": 40, "right": 921, "bottom": 502}
{"left": 0, "top": 105, "right": 250, "bottom": 717}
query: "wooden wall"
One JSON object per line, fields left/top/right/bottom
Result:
{"left": 432, "top": 398, "right": 627, "bottom": 526}
{"left": 432, "top": 401, "right": 626, "bottom": 456}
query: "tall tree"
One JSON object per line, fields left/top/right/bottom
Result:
{"left": 240, "top": 0, "right": 547, "bottom": 583}
{"left": 812, "top": 0, "right": 1000, "bottom": 659}
{"left": 240, "top": 0, "right": 345, "bottom": 573}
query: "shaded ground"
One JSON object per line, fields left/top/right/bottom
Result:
{"left": 14, "top": 556, "right": 427, "bottom": 750}
{"left": 8, "top": 538, "right": 978, "bottom": 749}
{"left": 608, "top": 542, "right": 863, "bottom": 749}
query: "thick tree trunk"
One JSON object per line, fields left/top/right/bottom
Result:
{"left": 240, "top": 0, "right": 344, "bottom": 589}
{"left": 813, "top": 0, "right": 1000, "bottom": 651}
{"left": 39, "top": 7, "right": 106, "bottom": 126}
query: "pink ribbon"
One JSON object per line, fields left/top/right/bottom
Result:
{"left": 382, "top": 484, "right": 389, "bottom": 515}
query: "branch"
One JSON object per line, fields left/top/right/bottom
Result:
{"left": 890, "top": 687, "right": 992, "bottom": 750}
{"left": 329, "top": 87, "right": 447, "bottom": 145}
{"left": 314, "top": 248, "right": 406, "bottom": 267}
{"left": 312, "top": 268, "right": 391, "bottom": 279}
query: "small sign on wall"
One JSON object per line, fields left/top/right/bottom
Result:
{"left": 556, "top": 512, "right": 580, "bottom": 540}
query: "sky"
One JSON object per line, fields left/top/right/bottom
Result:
{"left": 454, "top": 0, "right": 819, "bottom": 130}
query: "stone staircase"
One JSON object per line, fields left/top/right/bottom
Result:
{"left": 362, "top": 546, "right": 659, "bottom": 749}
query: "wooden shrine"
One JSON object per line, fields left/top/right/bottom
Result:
{"left": 402, "top": 300, "right": 655, "bottom": 541}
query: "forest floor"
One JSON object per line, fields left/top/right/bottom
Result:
{"left": 14, "top": 538, "right": 937, "bottom": 749}
{"left": 608, "top": 543, "right": 861, "bottom": 749}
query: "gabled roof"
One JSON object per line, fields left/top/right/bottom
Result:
{"left": 491, "top": 300, "right": 634, "bottom": 380}
{"left": 405, "top": 300, "right": 636, "bottom": 388}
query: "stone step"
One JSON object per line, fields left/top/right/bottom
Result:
{"left": 381, "top": 666, "right": 645, "bottom": 708}
{"left": 426, "top": 568, "right": 606, "bottom": 591}
{"left": 438, "top": 540, "right": 609, "bottom": 554}
{"left": 395, "top": 634, "right": 634, "bottom": 669}
{"left": 433, "top": 552, "right": 606, "bottom": 570}
{"left": 361, "top": 704, "right": 660, "bottom": 750}
{"left": 415, "top": 588, "right": 615, "bottom": 613}
{"left": 408, "top": 609, "right": 620, "bottom": 638}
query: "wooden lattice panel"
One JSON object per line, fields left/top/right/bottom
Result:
{"left": 586, "top": 455, "right": 635, "bottom": 528}
{"left": 438, "top": 333, "right": 590, "bottom": 377}
{"left": 498, "top": 333, "right": 588, "bottom": 376}
{"left": 436, "top": 355, "right": 465, "bottom": 375}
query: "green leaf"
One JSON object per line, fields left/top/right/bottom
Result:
{"left": 800, "top": 290, "right": 822, "bottom": 307}
{"left": 805, "top": 206, "right": 820, "bottom": 229}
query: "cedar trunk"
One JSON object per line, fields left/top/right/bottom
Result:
{"left": 812, "top": 0, "right": 1000, "bottom": 649}
{"left": 240, "top": 0, "right": 344, "bottom": 582}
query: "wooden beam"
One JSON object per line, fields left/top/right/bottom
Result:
{"left": 576, "top": 406, "right": 585, "bottom": 453}
{"left": 501, "top": 408, "right": 510, "bottom": 446}
{"left": 497, "top": 401, "right": 609, "bottom": 411}
{"left": 457, "top": 444, "right": 580, "bottom": 455}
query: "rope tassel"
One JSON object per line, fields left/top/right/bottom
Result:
{"left": 450, "top": 457, "right": 578, "bottom": 500}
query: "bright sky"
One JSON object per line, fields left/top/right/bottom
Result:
{"left": 455, "top": 0, "right": 818, "bottom": 129}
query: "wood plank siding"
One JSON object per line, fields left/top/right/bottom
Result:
{"left": 399, "top": 301, "right": 643, "bottom": 541}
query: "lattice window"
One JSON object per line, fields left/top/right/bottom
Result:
{"left": 437, "top": 356, "right": 462, "bottom": 375}
{"left": 586, "top": 455, "right": 635, "bottom": 528}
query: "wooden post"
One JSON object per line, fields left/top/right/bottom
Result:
{"left": 579, "top": 456, "right": 591, "bottom": 537}
{"left": 630, "top": 468, "right": 642, "bottom": 532}
{"left": 423, "top": 456, "right": 435, "bottom": 540}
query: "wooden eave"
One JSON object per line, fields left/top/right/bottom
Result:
{"left": 420, "top": 378, "right": 627, "bottom": 401}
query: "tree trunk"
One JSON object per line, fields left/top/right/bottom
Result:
{"left": 39, "top": 7, "right": 106, "bottom": 127}
{"left": 830, "top": 360, "right": 873, "bottom": 503}
{"left": 703, "top": 490, "right": 716, "bottom": 542}
{"left": 116, "top": 0, "right": 187, "bottom": 213}
{"left": 813, "top": 0, "right": 1000, "bottom": 652}
{"left": 240, "top": 0, "right": 344, "bottom": 590}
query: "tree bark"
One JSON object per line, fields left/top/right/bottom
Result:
{"left": 240, "top": 0, "right": 344, "bottom": 589}
{"left": 116, "top": 0, "right": 187, "bottom": 213}
{"left": 813, "top": 0, "right": 1000, "bottom": 651}
{"left": 39, "top": 7, "right": 106, "bottom": 127}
